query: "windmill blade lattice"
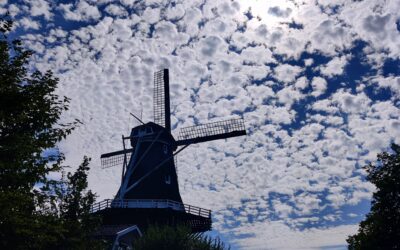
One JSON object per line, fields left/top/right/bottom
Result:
{"left": 176, "top": 118, "right": 246, "bottom": 146}
{"left": 101, "top": 150, "right": 133, "bottom": 169}
{"left": 153, "top": 69, "right": 171, "bottom": 131}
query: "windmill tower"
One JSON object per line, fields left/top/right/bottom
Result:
{"left": 92, "top": 69, "right": 246, "bottom": 247}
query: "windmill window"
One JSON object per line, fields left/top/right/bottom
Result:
{"left": 165, "top": 175, "right": 171, "bottom": 184}
{"left": 163, "top": 145, "right": 168, "bottom": 154}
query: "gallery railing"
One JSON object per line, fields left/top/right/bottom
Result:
{"left": 90, "top": 199, "right": 211, "bottom": 219}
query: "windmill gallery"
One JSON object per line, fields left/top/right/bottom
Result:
{"left": 90, "top": 69, "right": 247, "bottom": 248}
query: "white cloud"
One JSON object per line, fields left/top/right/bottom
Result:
{"left": 59, "top": 1, "right": 101, "bottom": 21}
{"left": 246, "top": 84, "right": 274, "bottom": 106}
{"left": 119, "top": 0, "right": 134, "bottom": 7}
{"left": 319, "top": 56, "right": 348, "bottom": 78}
{"left": 104, "top": 4, "right": 128, "bottom": 17}
{"left": 294, "top": 76, "right": 309, "bottom": 90}
{"left": 154, "top": 21, "right": 189, "bottom": 46}
{"left": 370, "top": 75, "right": 400, "bottom": 98}
{"left": 7, "top": 4, "right": 20, "bottom": 17}
{"left": 198, "top": 35, "right": 225, "bottom": 59}
{"left": 229, "top": 32, "right": 250, "bottom": 51}
{"left": 311, "top": 76, "right": 328, "bottom": 97}
{"left": 241, "top": 46, "right": 275, "bottom": 65}
{"left": 142, "top": 6, "right": 161, "bottom": 24}
{"left": 18, "top": 17, "right": 41, "bottom": 30}
{"left": 273, "top": 64, "right": 303, "bottom": 84}
{"left": 179, "top": 7, "right": 202, "bottom": 36}
{"left": 304, "top": 58, "right": 314, "bottom": 66}
{"left": 165, "top": 4, "right": 185, "bottom": 21}
{"left": 339, "top": 0, "right": 400, "bottom": 58}
{"left": 229, "top": 221, "right": 358, "bottom": 250}
{"left": 332, "top": 90, "right": 371, "bottom": 114}
{"left": 276, "top": 86, "right": 304, "bottom": 107}
{"left": 268, "top": 6, "right": 292, "bottom": 18}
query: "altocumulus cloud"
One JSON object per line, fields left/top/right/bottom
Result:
{"left": 4, "top": 0, "right": 400, "bottom": 249}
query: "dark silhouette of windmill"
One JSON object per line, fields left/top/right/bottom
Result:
{"left": 92, "top": 69, "right": 246, "bottom": 247}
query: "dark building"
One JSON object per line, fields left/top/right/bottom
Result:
{"left": 92, "top": 69, "right": 246, "bottom": 248}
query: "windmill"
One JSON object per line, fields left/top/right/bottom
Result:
{"left": 92, "top": 69, "right": 246, "bottom": 247}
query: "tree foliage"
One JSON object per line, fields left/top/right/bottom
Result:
{"left": 347, "top": 144, "right": 400, "bottom": 250}
{"left": 56, "top": 157, "right": 103, "bottom": 249}
{"left": 134, "top": 224, "right": 229, "bottom": 250}
{"left": 0, "top": 16, "right": 101, "bottom": 249}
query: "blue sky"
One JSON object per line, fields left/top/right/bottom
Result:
{"left": 4, "top": 0, "right": 400, "bottom": 249}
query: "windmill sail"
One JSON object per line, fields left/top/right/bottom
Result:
{"left": 153, "top": 69, "right": 171, "bottom": 132}
{"left": 176, "top": 118, "right": 246, "bottom": 146}
{"left": 94, "top": 69, "right": 247, "bottom": 243}
{"left": 100, "top": 148, "right": 134, "bottom": 169}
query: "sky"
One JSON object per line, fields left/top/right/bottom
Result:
{"left": 3, "top": 0, "right": 400, "bottom": 249}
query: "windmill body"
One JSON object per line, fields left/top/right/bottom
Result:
{"left": 92, "top": 69, "right": 246, "bottom": 248}
{"left": 116, "top": 122, "right": 182, "bottom": 203}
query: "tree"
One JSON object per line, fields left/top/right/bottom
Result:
{"left": 56, "top": 156, "right": 104, "bottom": 249}
{"left": 134, "top": 224, "right": 229, "bottom": 250}
{"left": 0, "top": 16, "right": 101, "bottom": 249}
{"left": 347, "top": 143, "right": 400, "bottom": 250}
